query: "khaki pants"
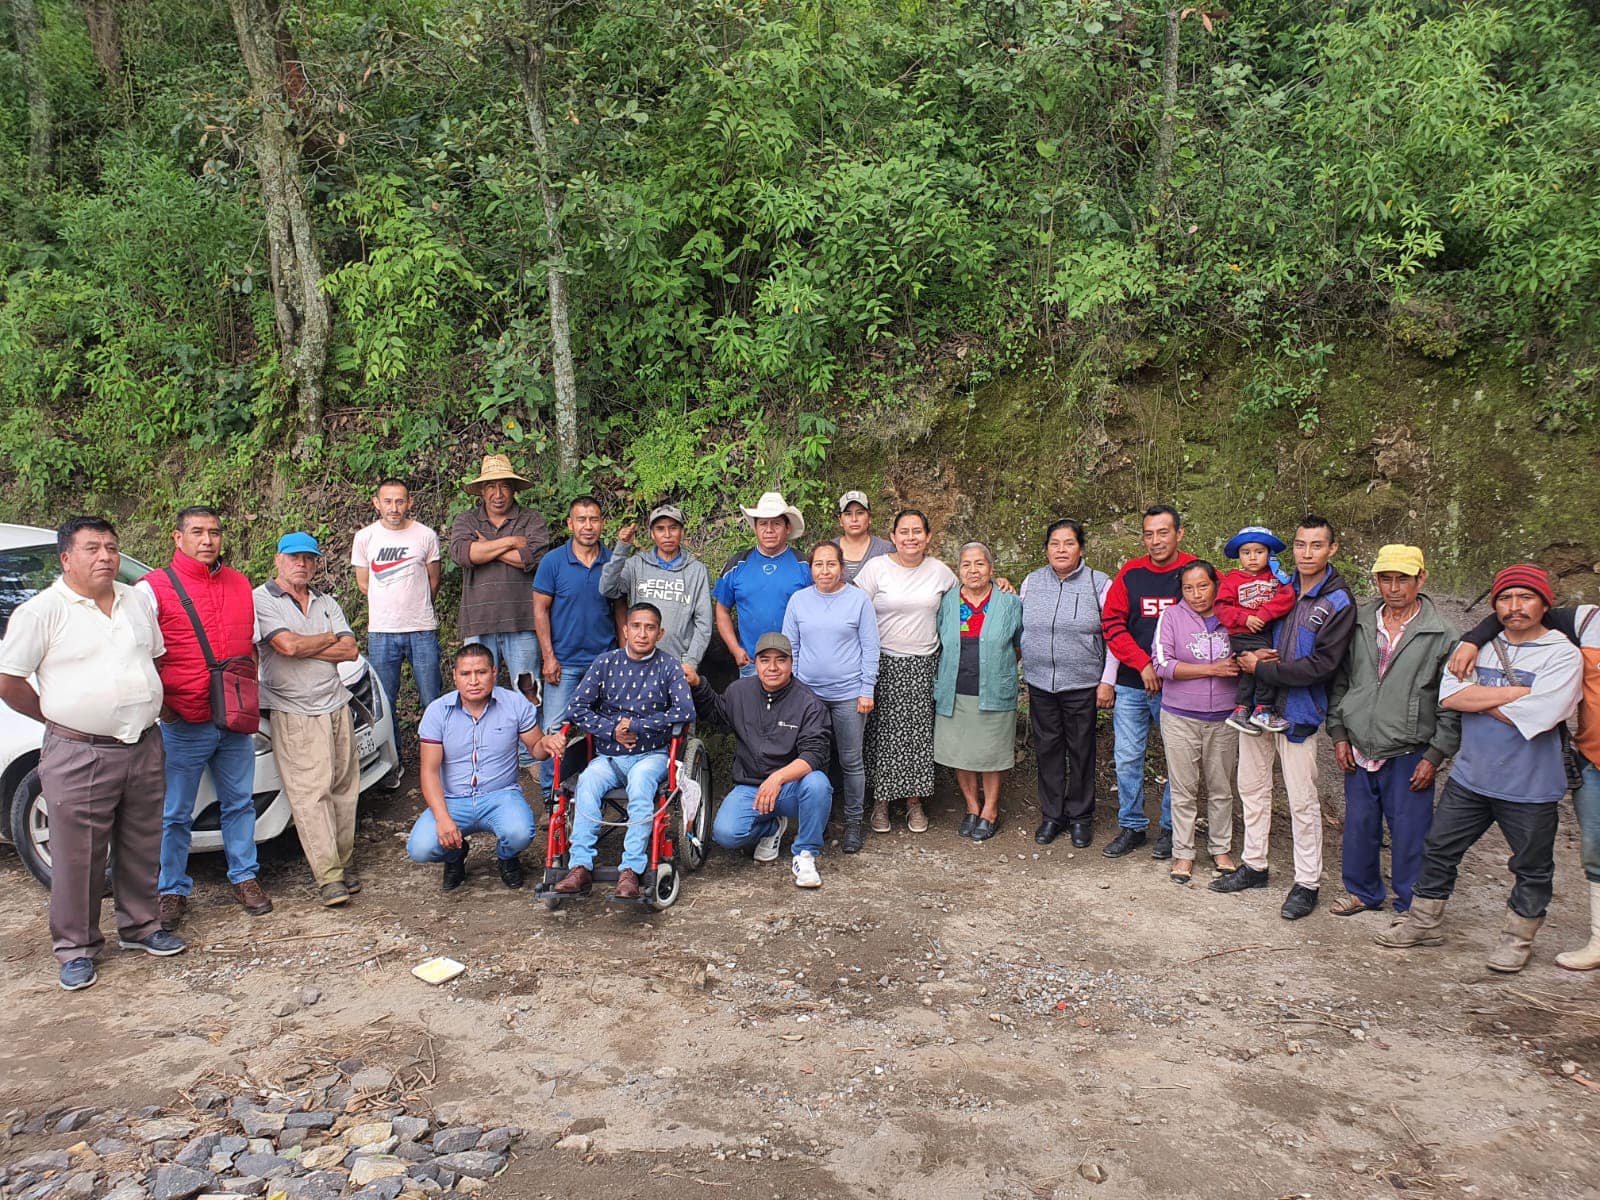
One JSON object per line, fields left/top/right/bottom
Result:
{"left": 1160, "top": 711, "right": 1237, "bottom": 860}
{"left": 39, "top": 727, "right": 165, "bottom": 963}
{"left": 1238, "top": 729, "right": 1323, "bottom": 887}
{"left": 270, "top": 709, "right": 360, "bottom": 886}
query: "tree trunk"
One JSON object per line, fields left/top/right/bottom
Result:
{"left": 228, "top": 0, "right": 332, "bottom": 454}
{"left": 508, "top": 0, "right": 580, "bottom": 477}
{"left": 80, "top": 0, "right": 122, "bottom": 89}
{"left": 10, "top": 0, "right": 52, "bottom": 186}
{"left": 1152, "top": 6, "right": 1180, "bottom": 220}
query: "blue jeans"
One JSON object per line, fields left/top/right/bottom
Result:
{"left": 713, "top": 773, "right": 833, "bottom": 857}
{"left": 569, "top": 752, "right": 668, "bottom": 873}
{"left": 822, "top": 698, "right": 866, "bottom": 824}
{"left": 538, "top": 663, "right": 590, "bottom": 791}
{"left": 464, "top": 631, "right": 541, "bottom": 690}
{"left": 406, "top": 786, "right": 535, "bottom": 863}
{"left": 1340, "top": 749, "right": 1434, "bottom": 912}
{"left": 1577, "top": 761, "right": 1600, "bottom": 884}
{"left": 368, "top": 630, "right": 442, "bottom": 716}
{"left": 159, "top": 720, "right": 258, "bottom": 893}
{"left": 1113, "top": 685, "right": 1173, "bottom": 832}
{"left": 739, "top": 662, "right": 757, "bottom": 678}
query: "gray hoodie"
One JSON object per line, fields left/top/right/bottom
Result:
{"left": 598, "top": 541, "right": 714, "bottom": 667}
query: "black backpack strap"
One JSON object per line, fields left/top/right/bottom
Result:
{"left": 163, "top": 567, "right": 219, "bottom": 669}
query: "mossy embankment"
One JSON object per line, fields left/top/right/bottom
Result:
{"left": 825, "top": 342, "right": 1600, "bottom": 601}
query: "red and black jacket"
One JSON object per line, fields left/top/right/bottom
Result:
{"left": 1101, "top": 552, "right": 1197, "bottom": 689}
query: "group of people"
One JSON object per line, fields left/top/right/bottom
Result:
{"left": 3, "top": 454, "right": 1596, "bottom": 995}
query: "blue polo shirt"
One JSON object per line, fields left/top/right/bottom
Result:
{"left": 418, "top": 687, "right": 540, "bottom": 798}
{"left": 533, "top": 540, "right": 616, "bottom": 671}
{"left": 711, "top": 547, "right": 812, "bottom": 661}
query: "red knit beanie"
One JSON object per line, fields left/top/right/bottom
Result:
{"left": 1490, "top": 563, "right": 1554, "bottom": 608}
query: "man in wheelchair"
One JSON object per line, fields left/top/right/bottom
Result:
{"left": 686, "top": 632, "right": 834, "bottom": 888}
{"left": 550, "top": 603, "right": 697, "bottom": 899}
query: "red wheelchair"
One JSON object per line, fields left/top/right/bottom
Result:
{"left": 532, "top": 722, "right": 712, "bottom": 912}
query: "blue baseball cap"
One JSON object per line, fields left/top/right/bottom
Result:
{"left": 276, "top": 532, "right": 322, "bottom": 556}
{"left": 1224, "top": 526, "right": 1285, "bottom": 559}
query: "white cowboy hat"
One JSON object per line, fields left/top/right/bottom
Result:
{"left": 740, "top": 491, "right": 805, "bottom": 540}
{"left": 465, "top": 453, "right": 533, "bottom": 495}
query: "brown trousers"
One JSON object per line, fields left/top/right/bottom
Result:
{"left": 39, "top": 727, "right": 165, "bottom": 963}
{"left": 269, "top": 708, "right": 360, "bottom": 886}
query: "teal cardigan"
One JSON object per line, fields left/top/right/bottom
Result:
{"left": 935, "top": 587, "right": 1023, "bottom": 716}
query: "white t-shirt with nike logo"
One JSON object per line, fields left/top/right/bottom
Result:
{"left": 352, "top": 520, "right": 441, "bottom": 633}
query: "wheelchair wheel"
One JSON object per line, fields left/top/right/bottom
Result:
{"left": 647, "top": 862, "right": 680, "bottom": 912}
{"left": 542, "top": 895, "right": 565, "bottom": 912}
{"left": 678, "top": 739, "right": 713, "bottom": 872}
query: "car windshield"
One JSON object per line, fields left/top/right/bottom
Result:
{"left": 0, "top": 543, "right": 153, "bottom": 638}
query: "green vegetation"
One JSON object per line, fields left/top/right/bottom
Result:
{"left": 0, "top": 0, "right": 1596, "bottom": 577}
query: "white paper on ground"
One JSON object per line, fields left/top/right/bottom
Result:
{"left": 411, "top": 956, "right": 466, "bottom": 985}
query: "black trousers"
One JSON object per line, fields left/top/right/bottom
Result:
{"left": 1229, "top": 628, "right": 1282, "bottom": 711}
{"left": 1028, "top": 685, "right": 1098, "bottom": 823}
{"left": 1413, "top": 778, "right": 1559, "bottom": 918}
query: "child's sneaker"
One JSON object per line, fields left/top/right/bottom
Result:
{"left": 1225, "top": 705, "right": 1262, "bottom": 736}
{"left": 1251, "top": 706, "right": 1291, "bottom": 733}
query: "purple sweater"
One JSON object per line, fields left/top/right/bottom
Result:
{"left": 1151, "top": 601, "right": 1235, "bottom": 720}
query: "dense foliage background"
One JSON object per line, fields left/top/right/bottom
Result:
{"left": 0, "top": 0, "right": 1596, "bottom": 545}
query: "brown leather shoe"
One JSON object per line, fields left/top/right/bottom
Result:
{"left": 232, "top": 878, "right": 273, "bottom": 916}
{"left": 552, "top": 865, "right": 592, "bottom": 895}
{"left": 614, "top": 868, "right": 642, "bottom": 899}
{"left": 158, "top": 894, "right": 187, "bottom": 932}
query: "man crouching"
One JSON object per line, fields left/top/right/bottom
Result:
{"left": 689, "top": 633, "right": 834, "bottom": 888}
{"left": 407, "top": 644, "right": 564, "bottom": 891}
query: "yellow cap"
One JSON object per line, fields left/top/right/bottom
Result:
{"left": 1372, "top": 544, "right": 1425, "bottom": 576}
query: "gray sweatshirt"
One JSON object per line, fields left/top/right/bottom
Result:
{"left": 598, "top": 541, "right": 714, "bottom": 667}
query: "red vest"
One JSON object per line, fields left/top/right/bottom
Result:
{"left": 141, "top": 551, "right": 257, "bottom": 724}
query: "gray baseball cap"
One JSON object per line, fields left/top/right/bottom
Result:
{"left": 754, "top": 632, "right": 793, "bottom": 658}
{"left": 648, "top": 503, "right": 686, "bottom": 526}
{"left": 837, "top": 490, "right": 870, "bottom": 513}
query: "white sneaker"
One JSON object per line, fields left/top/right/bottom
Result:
{"left": 754, "top": 816, "right": 788, "bottom": 863}
{"left": 792, "top": 851, "right": 822, "bottom": 888}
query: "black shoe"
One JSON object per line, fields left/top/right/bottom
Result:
{"left": 498, "top": 855, "right": 525, "bottom": 890}
{"left": 1209, "top": 863, "right": 1269, "bottom": 893}
{"left": 1280, "top": 884, "right": 1319, "bottom": 920}
{"left": 841, "top": 822, "right": 865, "bottom": 854}
{"left": 1034, "top": 819, "right": 1064, "bottom": 846}
{"left": 1151, "top": 829, "right": 1173, "bottom": 860}
{"left": 971, "top": 817, "right": 997, "bottom": 841}
{"left": 1070, "top": 821, "right": 1092, "bottom": 848}
{"left": 957, "top": 813, "right": 978, "bottom": 839}
{"left": 442, "top": 842, "right": 469, "bottom": 892}
{"left": 1102, "top": 828, "right": 1147, "bottom": 858}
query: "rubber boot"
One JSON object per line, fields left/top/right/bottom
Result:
{"left": 1485, "top": 909, "right": 1544, "bottom": 974}
{"left": 1555, "top": 882, "right": 1600, "bottom": 971}
{"left": 1374, "top": 896, "right": 1447, "bottom": 949}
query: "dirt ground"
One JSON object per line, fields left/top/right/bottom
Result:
{"left": 3, "top": 715, "right": 1598, "bottom": 1200}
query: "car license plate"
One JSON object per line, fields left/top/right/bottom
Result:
{"left": 356, "top": 725, "right": 378, "bottom": 761}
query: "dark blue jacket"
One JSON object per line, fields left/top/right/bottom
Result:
{"left": 1255, "top": 565, "right": 1357, "bottom": 742}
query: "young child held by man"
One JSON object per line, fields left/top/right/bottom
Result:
{"left": 1216, "top": 526, "right": 1296, "bottom": 735}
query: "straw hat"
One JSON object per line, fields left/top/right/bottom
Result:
{"left": 464, "top": 453, "right": 532, "bottom": 495}
{"left": 740, "top": 491, "right": 805, "bottom": 540}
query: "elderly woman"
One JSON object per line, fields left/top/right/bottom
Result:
{"left": 856, "top": 510, "right": 957, "bottom": 834}
{"left": 783, "top": 542, "right": 880, "bottom": 854}
{"left": 1019, "top": 519, "right": 1118, "bottom": 848}
{"left": 934, "top": 542, "right": 1023, "bottom": 841}
{"left": 1150, "top": 561, "right": 1242, "bottom": 884}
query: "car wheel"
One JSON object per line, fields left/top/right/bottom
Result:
{"left": 9, "top": 768, "right": 52, "bottom": 887}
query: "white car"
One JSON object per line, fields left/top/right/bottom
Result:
{"left": 0, "top": 523, "right": 402, "bottom": 886}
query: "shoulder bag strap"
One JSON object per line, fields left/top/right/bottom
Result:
{"left": 1578, "top": 607, "right": 1599, "bottom": 640}
{"left": 163, "top": 567, "right": 219, "bottom": 669}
